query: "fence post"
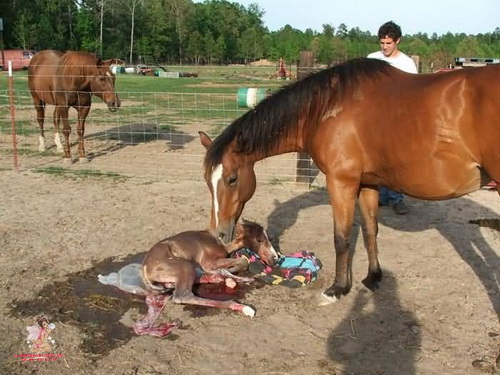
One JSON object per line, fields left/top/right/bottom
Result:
{"left": 295, "top": 51, "right": 314, "bottom": 183}
{"left": 8, "top": 60, "right": 19, "bottom": 171}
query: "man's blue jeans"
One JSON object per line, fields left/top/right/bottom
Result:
{"left": 379, "top": 186, "right": 404, "bottom": 206}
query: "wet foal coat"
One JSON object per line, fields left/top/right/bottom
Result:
{"left": 200, "top": 58, "right": 500, "bottom": 303}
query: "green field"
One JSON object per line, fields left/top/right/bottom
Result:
{"left": 0, "top": 65, "right": 291, "bottom": 138}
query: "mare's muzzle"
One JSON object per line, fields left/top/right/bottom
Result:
{"left": 107, "top": 98, "right": 121, "bottom": 112}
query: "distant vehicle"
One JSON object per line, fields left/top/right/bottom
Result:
{"left": 0, "top": 49, "right": 36, "bottom": 71}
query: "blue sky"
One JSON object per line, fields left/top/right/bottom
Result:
{"left": 213, "top": 0, "right": 500, "bottom": 36}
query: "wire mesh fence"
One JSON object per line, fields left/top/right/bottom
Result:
{"left": 1, "top": 73, "right": 325, "bottom": 186}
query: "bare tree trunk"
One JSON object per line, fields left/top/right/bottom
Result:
{"left": 129, "top": 6, "right": 135, "bottom": 64}
{"left": 100, "top": 0, "right": 104, "bottom": 57}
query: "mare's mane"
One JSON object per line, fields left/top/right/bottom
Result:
{"left": 204, "top": 57, "right": 392, "bottom": 173}
{"left": 58, "top": 51, "right": 102, "bottom": 80}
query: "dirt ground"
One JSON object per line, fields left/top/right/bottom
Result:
{"left": 2, "top": 139, "right": 500, "bottom": 375}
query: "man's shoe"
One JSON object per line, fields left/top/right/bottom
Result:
{"left": 392, "top": 201, "right": 409, "bottom": 215}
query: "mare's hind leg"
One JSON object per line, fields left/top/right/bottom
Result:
{"left": 58, "top": 107, "right": 72, "bottom": 160}
{"left": 33, "top": 97, "right": 46, "bottom": 151}
{"left": 321, "top": 175, "right": 359, "bottom": 304}
{"left": 358, "top": 186, "right": 383, "bottom": 290}
{"left": 52, "top": 107, "right": 63, "bottom": 152}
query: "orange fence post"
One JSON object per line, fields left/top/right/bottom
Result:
{"left": 8, "top": 60, "right": 19, "bottom": 171}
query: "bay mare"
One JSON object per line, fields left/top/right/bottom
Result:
{"left": 28, "top": 50, "right": 121, "bottom": 162}
{"left": 199, "top": 57, "right": 500, "bottom": 304}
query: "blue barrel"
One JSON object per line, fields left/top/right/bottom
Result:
{"left": 237, "top": 88, "right": 270, "bottom": 108}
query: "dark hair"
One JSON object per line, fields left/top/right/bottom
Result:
{"left": 378, "top": 21, "right": 402, "bottom": 41}
{"left": 36, "top": 315, "right": 49, "bottom": 327}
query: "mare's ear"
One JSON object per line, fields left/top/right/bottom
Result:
{"left": 103, "top": 58, "right": 120, "bottom": 67}
{"left": 199, "top": 131, "right": 212, "bottom": 150}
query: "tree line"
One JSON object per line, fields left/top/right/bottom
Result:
{"left": 2, "top": 0, "right": 500, "bottom": 72}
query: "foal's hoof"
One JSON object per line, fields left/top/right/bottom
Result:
{"left": 241, "top": 305, "right": 256, "bottom": 317}
{"left": 63, "top": 157, "right": 73, "bottom": 164}
{"left": 78, "top": 157, "right": 89, "bottom": 164}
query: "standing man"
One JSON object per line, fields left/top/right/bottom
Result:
{"left": 368, "top": 21, "right": 418, "bottom": 215}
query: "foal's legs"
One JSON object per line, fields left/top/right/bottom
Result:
{"left": 322, "top": 176, "right": 359, "bottom": 303}
{"left": 358, "top": 186, "right": 383, "bottom": 290}
{"left": 171, "top": 260, "right": 256, "bottom": 317}
{"left": 33, "top": 97, "right": 46, "bottom": 152}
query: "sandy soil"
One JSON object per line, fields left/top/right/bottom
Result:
{"left": 2, "top": 140, "right": 500, "bottom": 375}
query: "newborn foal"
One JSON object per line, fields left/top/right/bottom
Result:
{"left": 134, "top": 220, "right": 278, "bottom": 337}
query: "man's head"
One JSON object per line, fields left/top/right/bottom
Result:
{"left": 377, "top": 21, "right": 403, "bottom": 58}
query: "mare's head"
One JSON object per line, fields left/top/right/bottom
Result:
{"left": 90, "top": 57, "right": 121, "bottom": 112}
{"left": 232, "top": 219, "right": 278, "bottom": 266}
{"left": 200, "top": 131, "right": 257, "bottom": 245}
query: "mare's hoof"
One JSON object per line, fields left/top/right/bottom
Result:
{"left": 38, "top": 146, "right": 46, "bottom": 152}
{"left": 78, "top": 157, "right": 89, "bottom": 164}
{"left": 63, "top": 157, "right": 73, "bottom": 164}
{"left": 319, "top": 284, "right": 351, "bottom": 306}
{"left": 242, "top": 305, "right": 256, "bottom": 317}
{"left": 362, "top": 270, "right": 383, "bottom": 291}
{"left": 318, "top": 292, "right": 338, "bottom": 306}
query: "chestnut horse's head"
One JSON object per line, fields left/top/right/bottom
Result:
{"left": 200, "top": 131, "right": 257, "bottom": 246}
{"left": 90, "top": 58, "right": 121, "bottom": 112}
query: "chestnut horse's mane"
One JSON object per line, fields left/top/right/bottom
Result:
{"left": 204, "top": 57, "right": 392, "bottom": 173}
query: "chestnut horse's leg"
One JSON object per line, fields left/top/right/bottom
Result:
{"left": 59, "top": 106, "right": 72, "bottom": 161}
{"left": 358, "top": 186, "right": 383, "bottom": 290}
{"left": 321, "top": 176, "right": 359, "bottom": 304}
{"left": 33, "top": 97, "right": 46, "bottom": 152}
{"left": 52, "top": 107, "right": 63, "bottom": 152}
{"left": 76, "top": 106, "right": 91, "bottom": 161}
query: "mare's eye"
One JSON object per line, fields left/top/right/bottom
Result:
{"left": 228, "top": 176, "right": 237, "bottom": 186}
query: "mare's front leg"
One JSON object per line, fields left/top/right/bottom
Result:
{"left": 58, "top": 106, "right": 72, "bottom": 161}
{"left": 358, "top": 186, "right": 383, "bottom": 290}
{"left": 321, "top": 175, "right": 359, "bottom": 304}
{"left": 76, "top": 106, "right": 91, "bottom": 162}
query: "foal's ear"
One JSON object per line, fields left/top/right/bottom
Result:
{"left": 234, "top": 223, "right": 244, "bottom": 239}
{"left": 199, "top": 131, "right": 212, "bottom": 150}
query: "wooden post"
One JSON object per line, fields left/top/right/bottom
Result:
{"left": 295, "top": 51, "right": 314, "bottom": 183}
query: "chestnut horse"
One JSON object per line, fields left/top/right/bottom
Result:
{"left": 28, "top": 50, "right": 121, "bottom": 162}
{"left": 199, "top": 57, "right": 500, "bottom": 305}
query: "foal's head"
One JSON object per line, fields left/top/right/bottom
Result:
{"left": 200, "top": 132, "right": 257, "bottom": 246}
{"left": 232, "top": 219, "right": 278, "bottom": 266}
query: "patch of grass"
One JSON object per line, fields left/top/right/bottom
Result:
{"left": 33, "top": 166, "right": 127, "bottom": 181}
{"left": 1, "top": 148, "right": 59, "bottom": 157}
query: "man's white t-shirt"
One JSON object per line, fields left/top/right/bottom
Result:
{"left": 367, "top": 51, "right": 418, "bottom": 73}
